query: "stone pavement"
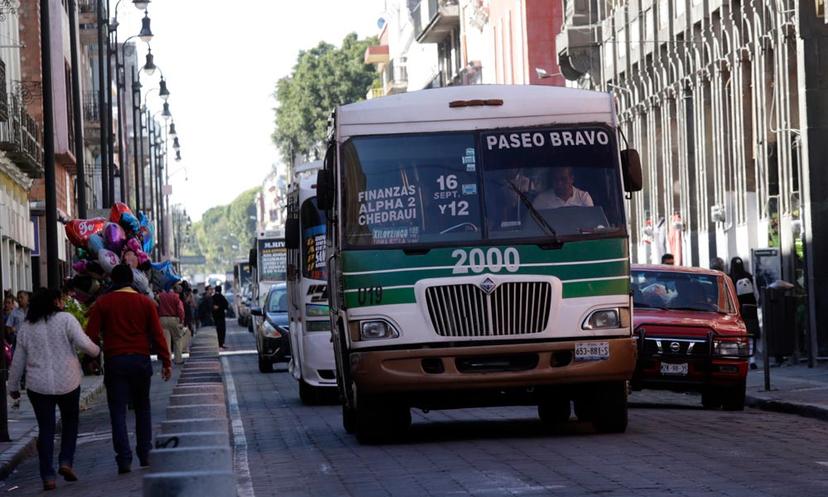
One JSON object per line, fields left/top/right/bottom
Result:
{"left": 0, "top": 374, "right": 105, "bottom": 480}
{"left": 745, "top": 361, "right": 828, "bottom": 420}
{"left": 0, "top": 360, "right": 179, "bottom": 495}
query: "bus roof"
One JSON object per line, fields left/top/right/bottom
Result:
{"left": 337, "top": 85, "right": 616, "bottom": 138}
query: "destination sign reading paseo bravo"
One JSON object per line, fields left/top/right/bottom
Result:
{"left": 484, "top": 128, "right": 611, "bottom": 150}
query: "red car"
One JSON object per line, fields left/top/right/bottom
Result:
{"left": 630, "top": 264, "right": 750, "bottom": 410}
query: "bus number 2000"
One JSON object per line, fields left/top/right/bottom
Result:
{"left": 451, "top": 247, "right": 520, "bottom": 274}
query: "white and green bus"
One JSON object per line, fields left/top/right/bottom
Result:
{"left": 315, "top": 85, "right": 642, "bottom": 441}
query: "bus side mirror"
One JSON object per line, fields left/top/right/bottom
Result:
{"left": 316, "top": 170, "right": 334, "bottom": 210}
{"left": 285, "top": 218, "right": 300, "bottom": 249}
{"left": 248, "top": 248, "right": 257, "bottom": 268}
{"left": 620, "top": 149, "right": 643, "bottom": 192}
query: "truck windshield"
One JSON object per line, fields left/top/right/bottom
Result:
{"left": 342, "top": 126, "right": 625, "bottom": 247}
{"left": 631, "top": 271, "right": 735, "bottom": 314}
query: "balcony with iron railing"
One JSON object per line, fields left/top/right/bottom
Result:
{"left": 413, "top": 0, "right": 460, "bottom": 44}
{"left": 0, "top": 95, "right": 44, "bottom": 178}
{"left": 83, "top": 91, "right": 100, "bottom": 124}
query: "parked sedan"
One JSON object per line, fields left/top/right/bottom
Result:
{"left": 631, "top": 264, "right": 750, "bottom": 410}
{"left": 251, "top": 283, "right": 291, "bottom": 373}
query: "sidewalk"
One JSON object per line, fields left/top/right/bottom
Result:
{"left": 0, "top": 374, "right": 105, "bottom": 480}
{"left": 746, "top": 361, "right": 828, "bottom": 421}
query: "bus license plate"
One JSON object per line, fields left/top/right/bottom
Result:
{"left": 575, "top": 342, "right": 610, "bottom": 361}
{"left": 661, "top": 363, "right": 688, "bottom": 376}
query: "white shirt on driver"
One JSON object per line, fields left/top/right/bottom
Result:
{"left": 533, "top": 187, "right": 594, "bottom": 209}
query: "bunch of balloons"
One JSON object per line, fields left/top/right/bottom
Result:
{"left": 64, "top": 202, "right": 181, "bottom": 304}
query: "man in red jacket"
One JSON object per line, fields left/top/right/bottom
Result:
{"left": 86, "top": 264, "right": 172, "bottom": 474}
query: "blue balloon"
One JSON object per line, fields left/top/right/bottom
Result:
{"left": 119, "top": 212, "right": 140, "bottom": 234}
{"left": 138, "top": 211, "right": 149, "bottom": 227}
{"left": 141, "top": 222, "right": 155, "bottom": 254}
{"left": 150, "top": 260, "right": 181, "bottom": 291}
{"left": 87, "top": 234, "right": 105, "bottom": 254}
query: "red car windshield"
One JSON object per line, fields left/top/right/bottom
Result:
{"left": 631, "top": 270, "right": 735, "bottom": 314}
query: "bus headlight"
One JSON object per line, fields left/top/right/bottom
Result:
{"left": 713, "top": 338, "right": 750, "bottom": 357}
{"left": 360, "top": 320, "right": 400, "bottom": 340}
{"left": 582, "top": 309, "right": 621, "bottom": 330}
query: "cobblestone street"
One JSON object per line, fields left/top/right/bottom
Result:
{"left": 222, "top": 326, "right": 828, "bottom": 497}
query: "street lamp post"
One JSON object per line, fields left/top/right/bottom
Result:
{"left": 97, "top": 0, "right": 111, "bottom": 206}
{"left": 68, "top": 0, "right": 87, "bottom": 218}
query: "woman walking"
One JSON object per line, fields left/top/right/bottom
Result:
{"left": 7, "top": 288, "right": 101, "bottom": 490}
{"left": 729, "top": 257, "right": 760, "bottom": 369}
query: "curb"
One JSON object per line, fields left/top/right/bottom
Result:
{"left": 746, "top": 394, "right": 828, "bottom": 422}
{"left": 0, "top": 376, "right": 106, "bottom": 481}
{"left": 144, "top": 330, "right": 234, "bottom": 496}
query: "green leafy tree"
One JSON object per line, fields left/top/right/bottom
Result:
{"left": 273, "top": 33, "right": 378, "bottom": 163}
{"left": 183, "top": 187, "right": 260, "bottom": 274}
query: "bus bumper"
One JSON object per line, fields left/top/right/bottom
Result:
{"left": 349, "top": 337, "right": 636, "bottom": 396}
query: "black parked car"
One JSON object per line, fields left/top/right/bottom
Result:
{"left": 251, "top": 283, "right": 290, "bottom": 373}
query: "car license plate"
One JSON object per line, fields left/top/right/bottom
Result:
{"left": 661, "top": 362, "right": 688, "bottom": 376}
{"left": 575, "top": 341, "right": 610, "bottom": 361}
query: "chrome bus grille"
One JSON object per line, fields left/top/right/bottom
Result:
{"left": 425, "top": 282, "right": 552, "bottom": 337}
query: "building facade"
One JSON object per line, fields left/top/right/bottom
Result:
{"left": 367, "top": 0, "right": 564, "bottom": 93}
{"left": 0, "top": 2, "right": 42, "bottom": 293}
{"left": 256, "top": 167, "right": 287, "bottom": 235}
{"left": 20, "top": 0, "right": 81, "bottom": 285}
{"left": 556, "top": 0, "right": 828, "bottom": 357}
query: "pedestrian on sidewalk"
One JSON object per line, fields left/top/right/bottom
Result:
{"left": 85, "top": 264, "right": 172, "bottom": 474}
{"left": 7, "top": 288, "right": 101, "bottom": 491}
{"left": 729, "top": 256, "right": 760, "bottom": 368}
{"left": 212, "top": 285, "right": 229, "bottom": 349}
{"left": 158, "top": 285, "right": 186, "bottom": 365}
{"left": 197, "top": 286, "right": 215, "bottom": 329}
{"left": 180, "top": 282, "right": 195, "bottom": 339}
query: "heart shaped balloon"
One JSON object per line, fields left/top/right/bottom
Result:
{"left": 109, "top": 202, "right": 134, "bottom": 224}
{"left": 65, "top": 218, "right": 106, "bottom": 248}
{"left": 103, "top": 222, "right": 127, "bottom": 253}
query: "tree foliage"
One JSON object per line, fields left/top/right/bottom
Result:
{"left": 181, "top": 187, "right": 259, "bottom": 274}
{"left": 273, "top": 33, "right": 378, "bottom": 163}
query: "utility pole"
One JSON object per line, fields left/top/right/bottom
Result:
{"left": 41, "top": 0, "right": 59, "bottom": 289}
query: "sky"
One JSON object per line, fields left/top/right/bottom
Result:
{"left": 116, "top": 0, "right": 386, "bottom": 221}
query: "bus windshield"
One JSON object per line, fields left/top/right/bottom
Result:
{"left": 342, "top": 126, "right": 625, "bottom": 247}
{"left": 302, "top": 197, "right": 327, "bottom": 280}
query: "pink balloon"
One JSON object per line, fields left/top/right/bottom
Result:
{"left": 72, "top": 260, "right": 89, "bottom": 274}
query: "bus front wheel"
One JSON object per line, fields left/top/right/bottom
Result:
{"left": 355, "top": 398, "right": 411, "bottom": 444}
{"left": 342, "top": 404, "right": 357, "bottom": 434}
{"left": 590, "top": 382, "right": 628, "bottom": 434}
{"left": 538, "top": 398, "right": 571, "bottom": 425}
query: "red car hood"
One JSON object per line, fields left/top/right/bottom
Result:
{"left": 633, "top": 309, "right": 746, "bottom": 337}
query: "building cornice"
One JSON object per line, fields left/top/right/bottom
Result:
{"left": 0, "top": 156, "right": 33, "bottom": 191}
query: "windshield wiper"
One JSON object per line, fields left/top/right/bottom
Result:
{"left": 506, "top": 180, "right": 562, "bottom": 248}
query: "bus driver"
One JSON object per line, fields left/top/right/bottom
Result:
{"left": 532, "top": 166, "right": 594, "bottom": 209}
